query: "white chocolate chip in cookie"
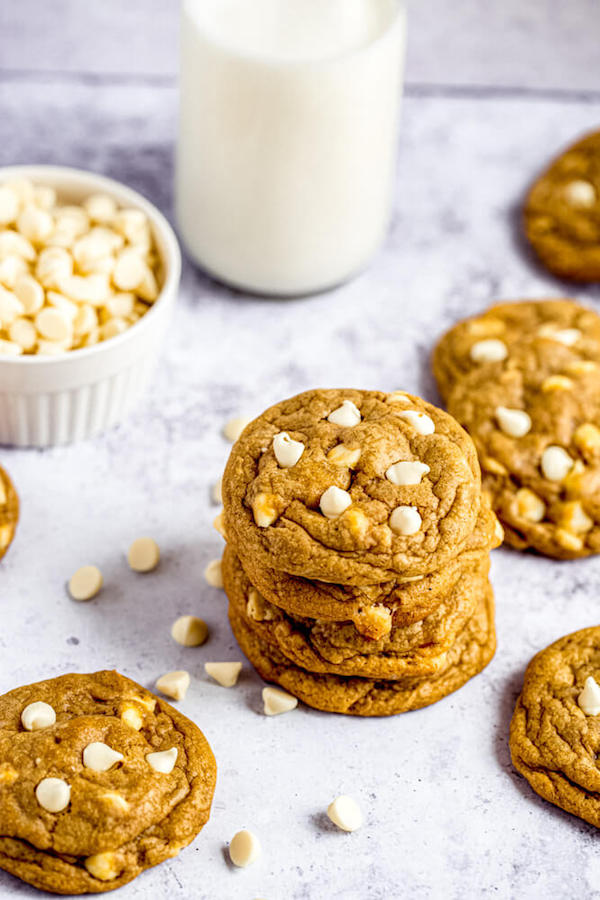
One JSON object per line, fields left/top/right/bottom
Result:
{"left": 386, "top": 391, "right": 412, "bottom": 404}
{"left": 83, "top": 742, "right": 124, "bottom": 772}
{"left": 156, "top": 670, "right": 190, "bottom": 701}
{"left": 204, "top": 558, "right": 223, "bottom": 588}
{"left": 541, "top": 446, "right": 574, "bottom": 482}
{"left": 556, "top": 500, "right": 593, "bottom": 534}
{"left": 541, "top": 375, "right": 573, "bottom": 392}
{"left": 272, "top": 431, "right": 305, "bottom": 467}
{"left": 327, "top": 795, "right": 363, "bottom": 832}
{"left": 223, "top": 416, "right": 251, "bottom": 442}
{"left": 578, "top": 676, "right": 600, "bottom": 715}
{"left": 205, "top": 661, "right": 242, "bottom": 687}
{"left": 85, "top": 852, "right": 122, "bottom": 882}
{"left": 213, "top": 511, "right": 226, "bottom": 538}
{"left": 495, "top": 407, "right": 531, "bottom": 438}
{"left": 101, "top": 792, "right": 130, "bottom": 813}
{"left": 574, "top": 423, "right": 600, "bottom": 455}
{"left": 565, "top": 360, "right": 597, "bottom": 376}
{"left": 327, "top": 400, "right": 361, "bottom": 427}
{"left": 211, "top": 476, "right": 223, "bottom": 504}
{"left": 469, "top": 339, "right": 507, "bottom": 363}
{"left": 385, "top": 460, "right": 430, "bottom": 486}
{"left": 466, "top": 316, "right": 506, "bottom": 337}
{"left": 0, "top": 764, "right": 18, "bottom": 785}
{"left": 247, "top": 588, "right": 275, "bottom": 622}
{"left": 127, "top": 537, "right": 160, "bottom": 573}
{"left": 537, "top": 324, "right": 581, "bottom": 346}
{"left": 146, "top": 747, "right": 178, "bottom": 774}
{"left": 263, "top": 686, "right": 298, "bottom": 716}
{"left": 389, "top": 506, "right": 422, "bottom": 536}
{"left": 564, "top": 179, "right": 596, "bottom": 208}
{"left": 320, "top": 486, "right": 352, "bottom": 519}
{"left": 120, "top": 704, "right": 143, "bottom": 731}
{"left": 36, "top": 777, "right": 70, "bottom": 813}
{"left": 229, "top": 829, "right": 261, "bottom": 867}
{"left": 252, "top": 492, "right": 280, "bottom": 528}
{"left": 327, "top": 444, "right": 361, "bottom": 467}
{"left": 397, "top": 410, "right": 435, "bottom": 435}
{"left": 516, "top": 488, "right": 545, "bottom": 523}
{"left": 21, "top": 701, "right": 56, "bottom": 731}
{"left": 68, "top": 565, "right": 103, "bottom": 601}
{"left": 171, "top": 615, "right": 208, "bottom": 647}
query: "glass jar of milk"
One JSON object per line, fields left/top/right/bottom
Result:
{"left": 176, "top": 0, "right": 406, "bottom": 297}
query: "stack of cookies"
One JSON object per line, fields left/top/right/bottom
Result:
{"left": 222, "top": 389, "right": 502, "bottom": 716}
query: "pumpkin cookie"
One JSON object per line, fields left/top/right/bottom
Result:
{"left": 222, "top": 389, "right": 482, "bottom": 583}
{"left": 524, "top": 130, "right": 600, "bottom": 281}
{"left": 433, "top": 299, "right": 600, "bottom": 558}
{"left": 0, "top": 670, "right": 216, "bottom": 894}
{"left": 510, "top": 626, "right": 600, "bottom": 828}
{"left": 0, "top": 465, "right": 19, "bottom": 562}
{"left": 228, "top": 582, "right": 495, "bottom": 716}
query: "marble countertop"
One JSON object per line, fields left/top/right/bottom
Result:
{"left": 1, "top": 3, "right": 600, "bottom": 898}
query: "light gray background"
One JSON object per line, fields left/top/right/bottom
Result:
{"left": 1, "top": 2, "right": 600, "bottom": 898}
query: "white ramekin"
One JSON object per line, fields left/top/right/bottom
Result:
{"left": 0, "top": 165, "right": 181, "bottom": 448}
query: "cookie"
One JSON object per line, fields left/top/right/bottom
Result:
{"left": 228, "top": 583, "right": 495, "bottom": 716}
{"left": 433, "top": 299, "right": 600, "bottom": 558}
{"left": 0, "top": 670, "right": 216, "bottom": 894}
{"left": 524, "top": 130, "right": 600, "bottom": 281}
{"left": 232, "top": 496, "right": 500, "bottom": 632}
{"left": 223, "top": 389, "right": 482, "bottom": 584}
{"left": 0, "top": 465, "right": 19, "bottom": 562}
{"left": 510, "top": 626, "right": 600, "bottom": 828}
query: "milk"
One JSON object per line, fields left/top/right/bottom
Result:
{"left": 177, "top": 0, "right": 406, "bottom": 296}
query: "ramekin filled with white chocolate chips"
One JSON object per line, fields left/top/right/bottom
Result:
{"left": 0, "top": 166, "right": 180, "bottom": 447}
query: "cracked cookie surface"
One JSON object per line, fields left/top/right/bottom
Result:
{"left": 433, "top": 299, "right": 600, "bottom": 558}
{"left": 0, "top": 465, "right": 19, "bottom": 562}
{"left": 223, "top": 389, "right": 482, "bottom": 583}
{"left": 0, "top": 671, "right": 216, "bottom": 894}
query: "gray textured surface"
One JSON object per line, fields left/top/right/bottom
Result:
{"left": 1, "top": 4, "right": 600, "bottom": 899}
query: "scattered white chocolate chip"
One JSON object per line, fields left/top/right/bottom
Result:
{"left": 495, "top": 406, "right": 532, "bottom": 438}
{"left": 205, "top": 661, "right": 242, "bottom": 687}
{"left": 578, "top": 676, "right": 600, "bottom": 715}
{"left": 320, "top": 486, "right": 352, "bottom": 519}
{"left": 252, "top": 492, "right": 280, "bottom": 527}
{"left": 564, "top": 179, "right": 596, "bottom": 208}
{"left": 385, "top": 460, "right": 430, "bottom": 486}
{"left": 84, "top": 852, "right": 122, "bottom": 882}
{"left": 229, "top": 829, "right": 261, "bottom": 868}
{"left": 327, "top": 400, "right": 361, "bottom": 428}
{"left": 272, "top": 431, "right": 305, "bottom": 467}
{"left": 537, "top": 324, "right": 581, "bottom": 346}
{"left": 204, "top": 558, "right": 224, "bottom": 588}
{"left": 211, "top": 476, "right": 223, "bottom": 504}
{"left": 397, "top": 410, "right": 435, "bottom": 435}
{"left": 146, "top": 747, "right": 178, "bottom": 774}
{"left": 21, "top": 701, "right": 56, "bottom": 731}
{"left": 35, "top": 777, "right": 71, "bottom": 813}
{"left": 83, "top": 742, "right": 124, "bottom": 772}
{"left": 127, "top": 536, "right": 160, "bottom": 573}
{"left": 557, "top": 500, "right": 593, "bottom": 534}
{"left": 223, "top": 416, "right": 251, "bottom": 442}
{"left": 469, "top": 339, "right": 508, "bottom": 363}
{"left": 389, "top": 505, "right": 422, "bottom": 536}
{"left": 171, "top": 615, "right": 208, "bottom": 647}
{"left": 541, "top": 446, "right": 574, "bottom": 482}
{"left": 263, "top": 686, "right": 298, "bottom": 716}
{"left": 327, "top": 795, "right": 363, "bottom": 832}
{"left": 516, "top": 488, "right": 545, "bottom": 523}
{"left": 120, "top": 704, "right": 143, "bottom": 731}
{"left": 68, "top": 565, "right": 103, "bottom": 601}
{"left": 327, "top": 444, "right": 361, "bottom": 467}
{"left": 156, "top": 670, "right": 190, "bottom": 701}
{"left": 386, "top": 391, "right": 411, "bottom": 404}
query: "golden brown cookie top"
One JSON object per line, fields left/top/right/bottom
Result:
{"left": 0, "top": 464, "right": 19, "bottom": 562}
{"left": 223, "top": 389, "right": 482, "bottom": 584}
{"left": 524, "top": 130, "right": 600, "bottom": 281}
{"left": 0, "top": 671, "right": 216, "bottom": 858}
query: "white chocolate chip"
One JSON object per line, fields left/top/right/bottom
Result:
{"left": 564, "top": 179, "right": 596, "bottom": 208}
{"left": 327, "top": 444, "right": 361, "bottom": 467}
{"left": 9, "top": 317, "right": 37, "bottom": 351}
{"left": 21, "top": 701, "right": 56, "bottom": 731}
{"left": 0, "top": 338, "right": 22, "bottom": 356}
{"left": 385, "top": 460, "right": 430, "bottom": 486}
{"left": 252, "top": 492, "right": 280, "bottom": 527}
{"left": 17, "top": 205, "right": 54, "bottom": 244}
{"left": 541, "top": 445, "right": 574, "bottom": 482}
{"left": 320, "top": 486, "right": 352, "bottom": 519}
{"left": 0, "top": 230, "right": 35, "bottom": 261}
{"left": 263, "top": 686, "right": 298, "bottom": 716}
{"left": 171, "top": 615, "right": 208, "bottom": 647}
{"left": 327, "top": 400, "right": 361, "bottom": 428}
{"left": 495, "top": 407, "right": 532, "bottom": 438}
{"left": 213, "top": 511, "right": 226, "bottom": 538}
{"left": 84, "top": 193, "right": 118, "bottom": 224}
{"left": 0, "top": 255, "right": 28, "bottom": 289}
{"left": 155, "top": 670, "right": 190, "bottom": 701}
{"left": 389, "top": 505, "right": 422, "bottom": 535}
{"left": 386, "top": 391, "right": 411, "bottom": 404}
{"left": 83, "top": 742, "right": 124, "bottom": 772}
{"left": 327, "top": 795, "right": 363, "bottom": 832}
{"left": 35, "top": 777, "right": 71, "bottom": 813}
{"left": 0, "top": 287, "right": 25, "bottom": 324}
{"left": 578, "top": 676, "right": 600, "bottom": 715}
{"left": 205, "top": 661, "right": 242, "bottom": 687}
{"left": 537, "top": 324, "right": 581, "bottom": 346}
{"left": 68, "top": 565, "right": 103, "bottom": 601}
{"left": 146, "top": 747, "right": 178, "bottom": 774}
{"left": 516, "top": 488, "right": 545, "bottom": 523}
{"left": 0, "top": 185, "right": 19, "bottom": 225}
{"left": 223, "top": 416, "right": 251, "bottom": 442}
{"left": 229, "top": 829, "right": 261, "bottom": 868}
{"left": 397, "top": 410, "right": 435, "bottom": 435}
{"left": 35, "top": 307, "right": 73, "bottom": 343}
{"left": 272, "top": 432, "right": 305, "bottom": 467}
{"left": 35, "top": 247, "right": 73, "bottom": 289}
{"left": 470, "top": 339, "right": 507, "bottom": 363}
{"left": 120, "top": 705, "right": 143, "bottom": 731}
{"left": 113, "top": 248, "right": 146, "bottom": 291}
{"left": 84, "top": 852, "right": 122, "bottom": 882}
{"left": 127, "top": 537, "right": 160, "bottom": 573}
{"left": 204, "top": 558, "right": 223, "bottom": 588}
{"left": 14, "top": 274, "right": 44, "bottom": 315}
